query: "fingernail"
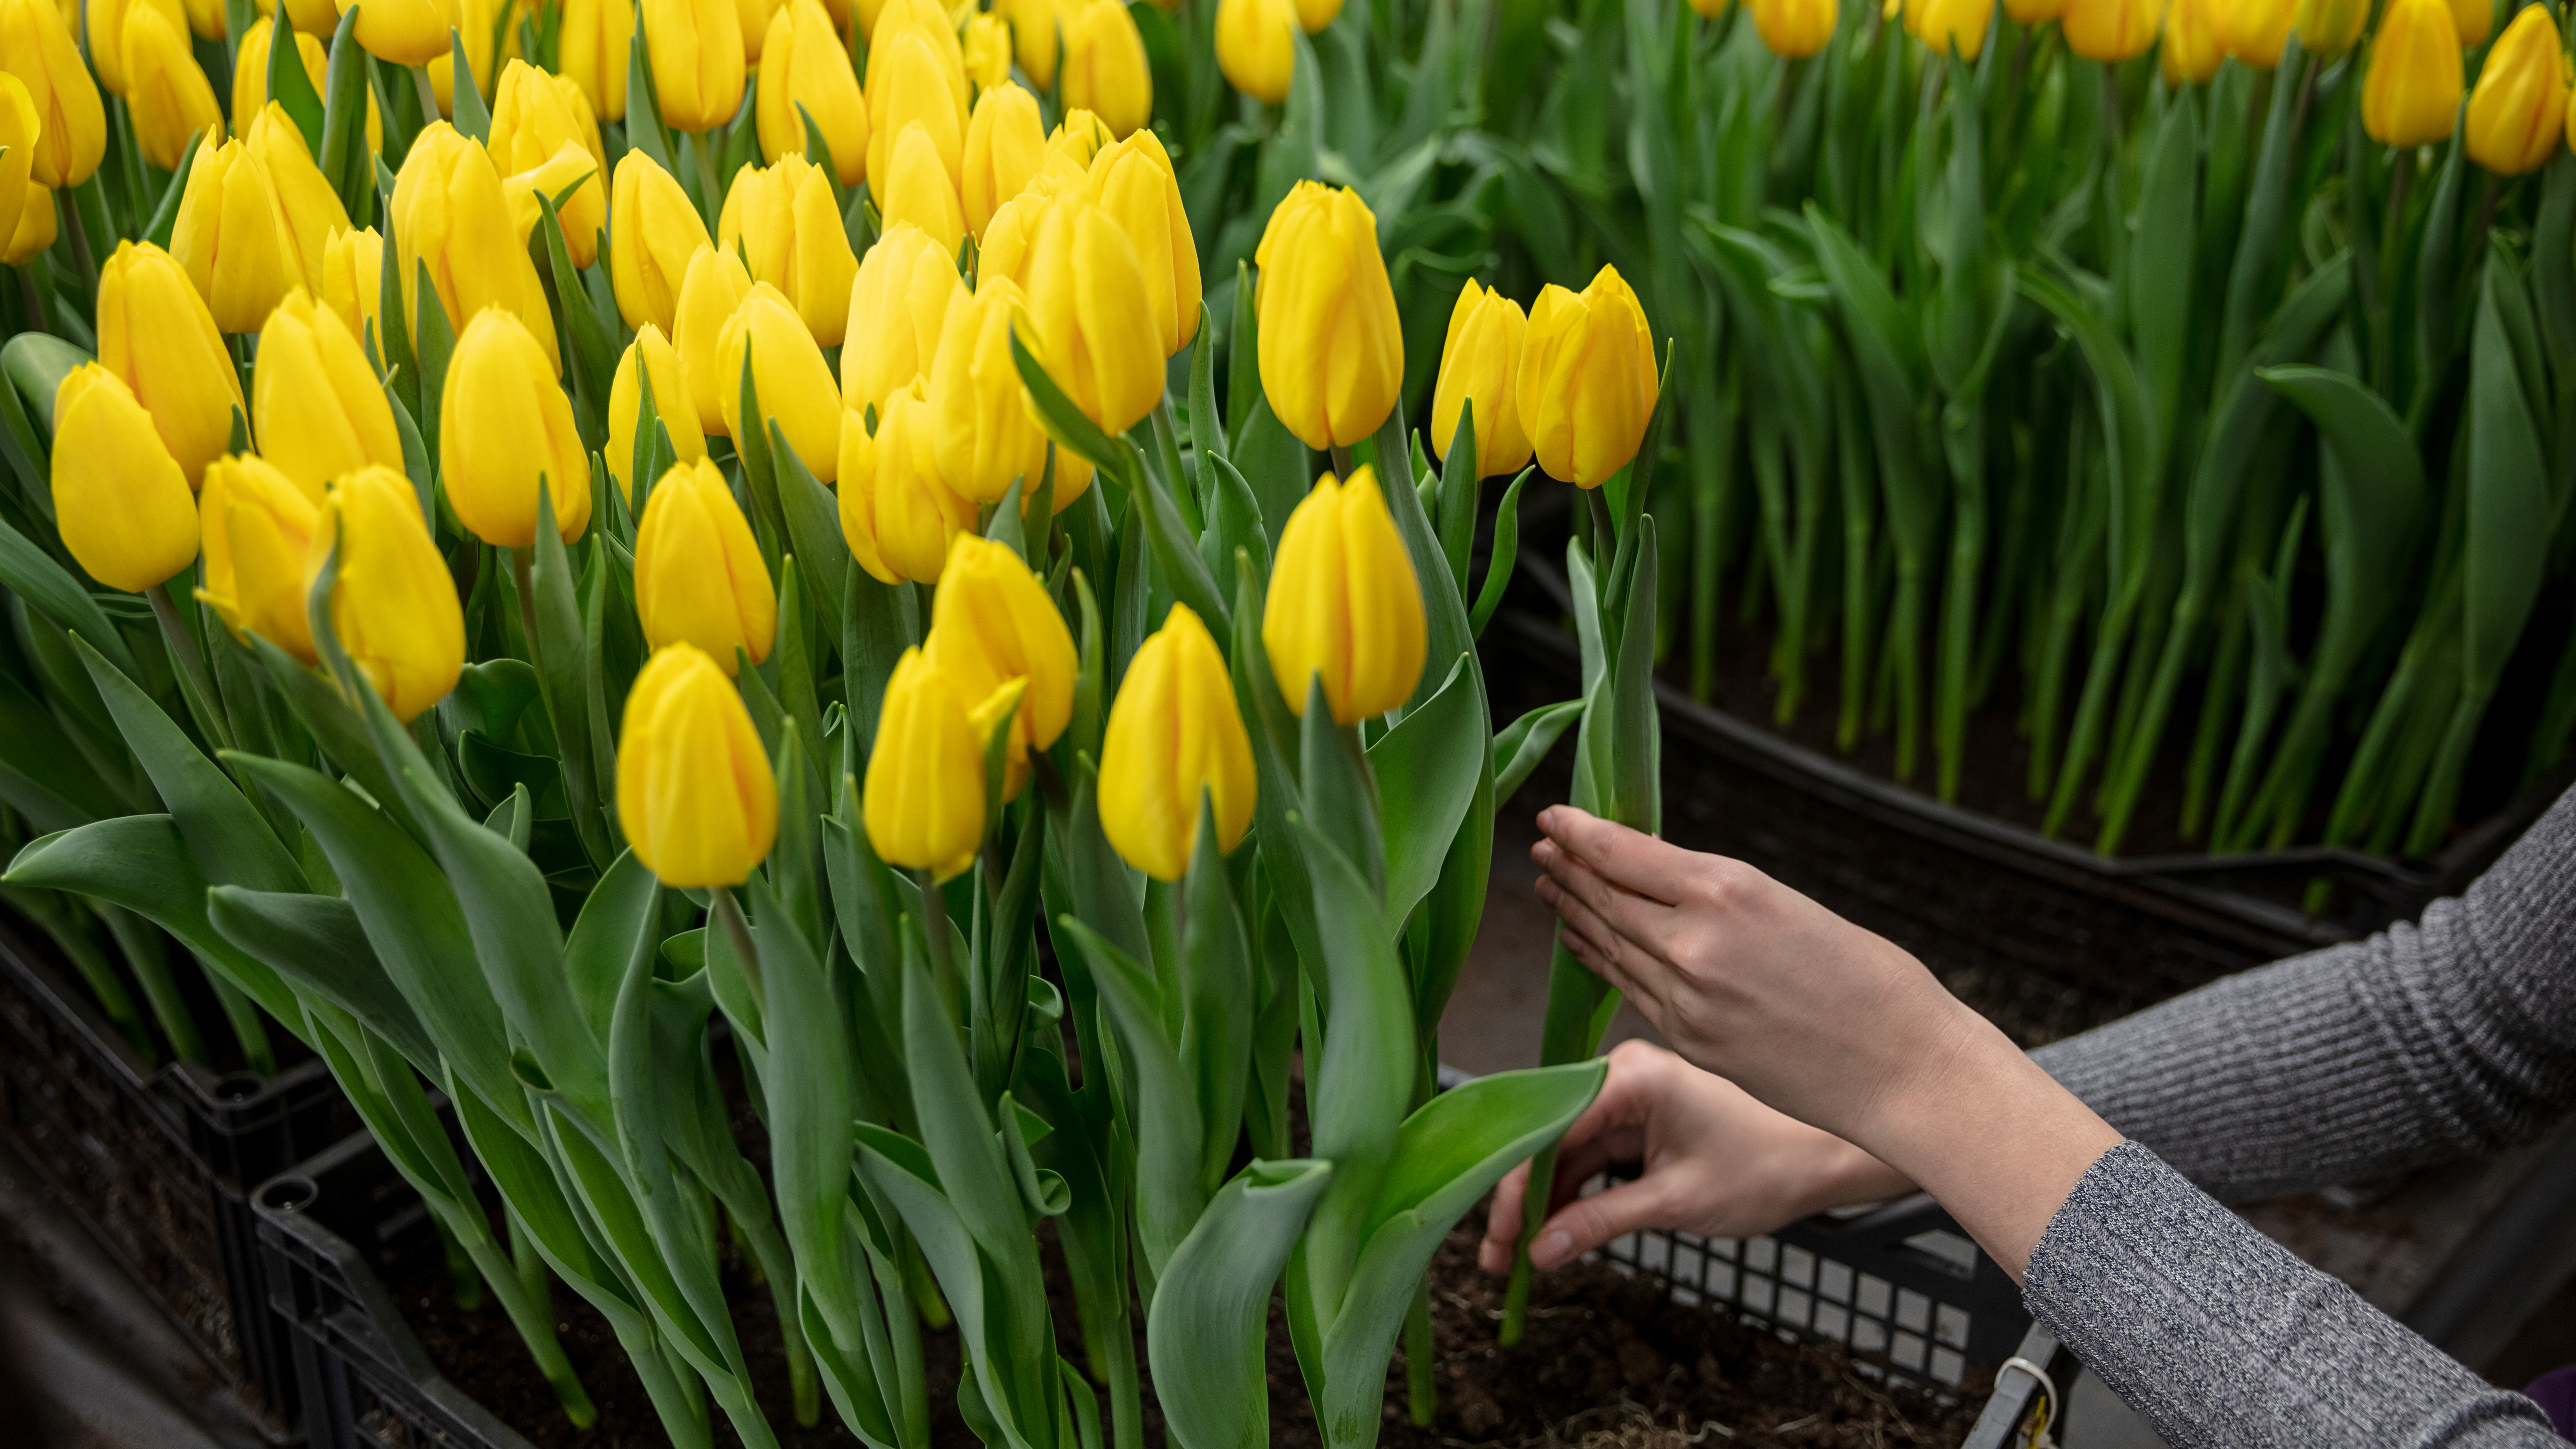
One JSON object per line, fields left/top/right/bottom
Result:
{"left": 1477, "top": 1243, "right": 1501, "bottom": 1273}
{"left": 1533, "top": 1229, "right": 1571, "bottom": 1269}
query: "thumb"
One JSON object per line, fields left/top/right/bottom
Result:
{"left": 1527, "top": 1174, "right": 1676, "bottom": 1271}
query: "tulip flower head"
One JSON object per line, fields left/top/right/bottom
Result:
{"left": 922, "top": 533, "right": 1078, "bottom": 798}
{"left": 634, "top": 458, "right": 777, "bottom": 673}
{"left": 489, "top": 58, "right": 607, "bottom": 183}
{"left": 718, "top": 283, "right": 847, "bottom": 481}
{"left": 963, "top": 14, "right": 1015, "bottom": 91}
{"left": 1060, "top": 0, "right": 1151, "bottom": 139}
{"left": 720, "top": 153, "right": 861, "bottom": 342}
{"left": 307, "top": 467, "right": 464, "bottom": 722}
{"left": 843, "top": 221, "right": 963, "bottom": 417}
{"left": 425, "top": 0, "right": 521, "bottom": 119}
{"left": 930, "top": 276, "right": 1093, "bottom": 507}
{"left": 610, "top": 151, "right": 714, "bottom": 334}
{"left": 2363, "top": 0, "right": 2464, "bottom": 150}
{"left": 964, "top": 82, "right": 1046, "bottom": 238}
{"left": 864, "top": 646, "right": 989, "bottom": 880}
{"left": 87, "top": 0, "right": 184, "bottom": 96}
{"left": 2295, "top": 0, "right": 2369, "bottom": 54}
{"left": 1254, "top": 182, "right": 1404, "bottom": 450}
{"left": 1262, "top": 467, "right": 1428, "bottom": 724}
{"left": 755, "top": 0, "right": 869, "bottom": 186}
{"left": 198, "top": 453, "right": 321, "bottom": 661}
{"left": 840, "top": 383, "right": 975, "bottom": 583}
{"left": 609, "top": 326, "right": 711, "bottom": 502}
{"left": 1, "top": 182, "right": 57, "bottom": 264}
{"left": 646, "top": 0, "right": 749, "bottom": 132}
{"left": 347, "top": 0, "right": 451, "bottom": 64}
{"left": 50, "top": 365, "right": 201, "bottom": 593}
{"left": 95, "top": 239, "right": 242, "bottom": 489}
{"left": 1906, "top": 0, "right": 1990, "bottom": 60}
{"left": 441, "top": 306, "right": 593, "bottom": 547}
{"left": 0, "top": 0, "right": 104, "bottom": 187}
{"left": 998, "top": 0, "right": 1068, "bottom": 89}
{"left": 1519, "top": 264, "right": 1658, "bottom": 489}
{"left": 674, "top": 243, "right": 757, "bottom": 434}
{"left": 500, "top": 139, "right": 610, "bottom": 269}
{"left": 0, "top": 77, "right": 32, "bottom": 251}
{"left": 618, "top": 643, "right": 780, "bottom": 887}
{"left": 255, "top": 290, "right": 404, "bottom": 499}
{"left": 557, "top": 0, "right": 633, "bottom": 119}
{"left": 1100, "top": 603, "right": 1256, "bottom": 880}
{"left": 1095, "top": 129, "right": 1202, "bottom": 358}
{"left": 2226, "top": 0, "right": 2295, "bottom": 66}
{"left": 2062, "top": 0, "right": 2156, "bottom": 61}
{"left": 1293, "top": 0, "right": 1338, "bottom": 28}
{"left": 319, "top": 224, "right": 385, "bottom": 353}
{"left": 2162, "top": 0, "right": 2223, "bottom": 85}
{"left": 1047, "top": 109, "right": 1112, "bottom": 169}
{"left": 1431, "top": 279, "right": 1534, "bottom": 478}
{"left": 1751, "top": 0, "right": 1834, "bottom": 57}
{"left": 2468, "top": 4, "right": 2567, "bottom": 175}
{"left": 120, "top": 3, "right": 222, "bottom": 169}
{"left": 1215, "top": 0, "right": 1296, "bottom": 100}
{"left": 241, "top": 101, "right": 354, "bottom": 288}
{"left": 390, "top": 124, "right": 561, "bottom": 374}
{"left": 1024, "top": 190, "right": 1165, "bottom": 437}
{"left": 866, "top": 24, "right": 968, "bottom": 198}
{"left": 866, "top": 0, "right": 970, "bottom": 114}
{"left": 879, "top": 120, "right": 971, "bottom": 254}
{"left": 234, "top": 16, "right": 379, "bottom": 151}
{"left": 2445, "top": 0, "right": 2490, "bottom": 48}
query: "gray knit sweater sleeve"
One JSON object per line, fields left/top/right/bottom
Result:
{"left": 2028, "top": 787, "right": 2576, "bottom": 1202}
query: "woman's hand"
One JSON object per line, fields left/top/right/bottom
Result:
{"left": 1477, "top": 1039, "right": 1914, "bottom": 1276}
{"left": 1528, "top": 806, "right": 2124, "bottom": 1279}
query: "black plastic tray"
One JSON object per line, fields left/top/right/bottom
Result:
{"left": 0, "top": 909, "right": 355, "bottom": 1435}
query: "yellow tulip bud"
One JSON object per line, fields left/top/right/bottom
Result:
{"left": 85, "top": 0, "right": 182, "bottom": 96}
{"left": 244, "top": 102, "right": 351, "bottom": 285}
{"left": 1, "top": 0, "right": 106, "bottom": 186}
{"left": 1095, "top": 129, "right": 1201, "bottom": 359}
{"left": 1025, "top": 191, "right": 1164, "bottom": 437}
{"left": 646, "top": 0, "right": 749, "bottom": 133}
{"left": 864, "top": 645, "right": 988, "bottom": 880}
{"left": 1059, "top": 0, "right": 1150, "bottom": 140}
{"left": 922, "top": 532, "right": 1076, "bottom": 799}
{"left": 235, "top": 14, "right": 377, "bottom": 153}
{"left": 2160, "top": 0, "right": 2222, "bottom": 85}
{"left": 2003, "top": 0, "right": 2061, "bottom": 21}
{"left": 2468, "top": 4, "right": 2565, "bottom": 176}
{"left": 2060, "top": 0, "right": 2154, "bottom": 60}
{"left": 963, "top": 14, "right": 1015, "bottom": 91}
{"left": 718, "top": 283, "right": 846, "bottom": 480}
{"left": 1046, "top": 108, "right": 1110, "bottom": 169}
{"left": 1906, "top": 0, "right": 1989, "bottom": 59}
{"left": 616, "top": 644, "right": 779, "bottom": 886}
{"left": 733, "top": 0, "right": 785, "bottom": 60}
{"left": 2363, "top": 0, "right": 2463, "bottom": 150}
{"left": 425, "top": 0, "right": 521, "bottom": 120}
{"left": 997, "top": 0, "right": 1066, "bottom": 89}
{"left": 1100, "top": 603, "right": 1254, "bottom": 880}
{"left": 1684, "top": 0, "right": 1728, "bottom": 17}
{"left": 2445, "top": 0, "right": 2489, "bottom": 48}
{"left": 1431, "top": 279, "right": 1533, "bottom": 479}
{"left": 867, "top": 26, "right": 967, "bottom": 206}
{"left": 1261, "top": 466, "right": 1426, "bottom": 725}
{"left": 501, "top": 139, "right": 609, "bottom": 269}
{"left": 557, "top": 0, "right": 631, "bottom": 119}
{"left": 1751, "top": 0, "right": 1833, "bottom": 56}
{"left": 346, "top": 0, "right": 450, "bottom": 64}
{"left": 318, "top": 224, "right": 385, "bottom": 357}
{"left": 1254, "top": 181, "right": 1402, "bottom": 450}
{"left": 248, "top": 0, "right": 339, "bottom": 39}
{"left": 389, "top": 123, "right": 560, "bottom": 374}
{"left": 95, "top": 239, "right": 243, "bottom": 488}
{"left": 963, "top": 82, "right": 1045, "bottom": 238}
{"left": 0, "top": 76, "right": 36, "bottom": 268}
{"left": 1, "top": 181, "right": 56, "bottom": 264}
{"left": 441, "top": 307, "right": 593, "bottom": 546}
{"left": 1293, "top": 0, "right": 1338, "bottom": 30}
{"left": 2225, "top": 0, "right": 2294, "bottom": 66}
{"left": 880, "top": 120, "right": 970, "bottom": 255}
{"left": 718, "top": 153, "right": 859, "bottom": 342}
{"left": 866, "top": 0, "right": 969, "bottom": 112}
{"left": 755, "top": 0, "right": 868, "bottom": 187}
{"left": 1214, "top": 0, "right": 1294, "bottom": 104}
{"left": 1519, "top": 264, "right": 1657, "bottom": 489}
{"left": 119, "top": 3, "right": 221, "bottom": 169}
{"left": 491, "top": 59, "right": 606, "bottom": 180}
{"left": 928, "top": 276, "right": 1094, "bottom": 507}
{"left": 50, "top": 366, "right": 200, "bottom": 593}
{"left": 2294, "top": 0, "right": 2368, "bottom": 54}
{"left": 674, "top": 244, "right": 756, "bottom": 435}
{"left": 839, "top": 384, "right": 974, "bottom": 583}
{"left": 255, "top": 291, "right": 403, "bottom": 498}
{"left": 608, "top": 326, "right": 710, "bottom": 502}
{"left": 308, "top": 467, "right": 462, "bottom": 721}
{"left": 610, "top": 151, "right": 713, "bottom": 334}
{"left": 842, "top": 220, "right": 960, "bottom": 415}
{"left": 634, "top": 458, "right": 776, "bottom": 673}
{"left": 197, "top": 453, "right": 319, "bottom": 661}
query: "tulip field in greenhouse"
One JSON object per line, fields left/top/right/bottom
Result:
{"left": 1, "top": 0, "right": 2575, "bottom": 1442}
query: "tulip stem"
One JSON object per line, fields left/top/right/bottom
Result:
{"left": 713, "top": 887, "right": 766, "bottom": 1006}
{"left": 913, "top": 867, "right": 961, "bottom": 1013}
{"left": 57, "top": 191, "right": 96, "bottom": 312}
{"left": 149, "top": 583, "right": 234, "bottom": 756}
{"left": 15, "top": 267, "right": 44, "bottom": 338}
{"left": 510, "top": 545, "right": 544, "bottom": 669}
{"left": 409, "top": 65, "right": 441, "bottom": 132}
{"left": 692, "top": 132, "right": 727, "bottom": 224}
{"left": 1330, "top": 445, "right": 1354, "bottom": 480}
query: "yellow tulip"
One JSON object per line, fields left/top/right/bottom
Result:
{"left": 1293, "top": 0, "right": 1338, "bottom": 29}
{"left": 863, "top": 645, "right": 988, "bottom": 880}
{"left": 963, "top": 82, "right": 1045, "bottom": 238}
{"left": 610, "top": 151, "right": 713, "bottom": 334}
{"left": 500, "top": 140, "right": 609, "bottom": 268}
{"left": 1254, "top": 181, "right": 1402, "bottom": 450}
{"left": 1059, "top": 0, "right": 1149, "bottom": 139}
{"left": 441, "top": 306, "right": 592, "bottom": 546}
{"left": 839, "top": 383, "right": 974, "bottom": 583}
{"left": 347, "top": 0, "right": 450, "bottom": 64}
{"left": 84, "top": 0, "right": 182, "bottom": 96}
{"left": 1907, "top": 0, "right": 1989, "bottom": 59}
{"left": 2294, "top": 0, "right": 2367, "bottom": 55}
{"left": 646, "top": 0, "right": 748, "bottom": 132}
{"left": 2160, "top": 0, "right": 2222, "bottom": 84}
{"left": 607, "top": 325, "right": 710, "bottom": 502}
{"left": 49, "top": 366, "right": 200, "bottom": 593}
{"left": 255, "top": 291, "right": 403, "bottom": 499}
{"left": 2446, "top": 0, "right": 2490, "bottom": 49}
{"left": 842, "top": 220, "right": 961, "bottom": 416}
{"left": 490, "top": 59, "right": 606, "bottom": 178}
{"left": 1046, "top": 108, "right": 1110, "bottom": 169}
{"left": 1024, "top": 190, "right": 1164, "bottom": 437}
{"left": 865, "top": 0, "right": 968, "bottom": 112}
{"left": 1431, "top": 279, "right": 1533, "bottom": 478}
{"left": 755, "top": 0, "right": 868, "bottom": 186}
{"left": 0, "top": 0, "right": 105, "bottom": 186}
{"left": 2061, "top": 0, "right": 2153, "bottom": 60}
{"left": 0, "top": 76, "right": 34, "bottom": 262}
{"left": 718, "top": 283, "right": 846, "bottom": 481}
{"left": 1519, "top": 264, "right": 1657, "bottom": 489}
{"left": 922, "top": 531, "right": 1077, "bottom": 798}
{"left": 2363, "top": 0, "right": 2463, "bottom": 150}
{"left": 1, "top": 181, "right": 56, "bottom": 264}
{"left": 95, "top": 240, "right": 242, "bottom": 488}
{"left": 867, "top": 29, "right": 967, "bottom": 218}
{"left": 557, "top": 0, "right": 631, "bottom": 119}
{"left": 120, "top": 3, "right": 221, "bottom": 169}
{"left": 2226, "top": 0, "right": 2294, "bottom": 66}
{"left": 1751, "top": 0, "right": 1833, "bottom": 56}
{"left": 634, "top": 458, "right": 776, "bottom": 673}
{"left": 244, "top": 102, "right": 350, "bottom": 284}
{"left": 1095, "top": 129, "right": 1201, "bottom": 358}
{"left": 2003, "top": 0, "right": 2060, "bottom": 20}
{"left": 425, "top": 0, "right": 521, "bottom": 119}
{"left": 928, "top": 276, "right": 1093, "bottom": 507}
{"left": 248, "top": 0, "right": 338, "bottom": 37}
{"left": 674, "top": 243, "right": 756, "bottom": 435}
{"left": 879, "top": 120, "right": 970, "bottom": 255}
{"left": 733, "top": 0, "right": 784, "bottom": 60}
{"left": 318, "top": 225, "right": 384, "bottom": 357}
{"left": 197, "top": 453, "right": 319, "bottom": 661}
{"left": 1100, "top": 603, "right": 1254, "bottom": 880}
{"left": 389, "top": 124, "right": 560, "bottom": 373}
{"left": 716, "top": 153, "right": 856, "bottom": 342}
{"left": 309, "top": 467, "right": 463, "bottom": 722}
{"left": 1261, "top": 467, "right": 1426, "bottom": 724}
{"left": 1214, "top": 0, "right": 1294, "bottom": 104}
{"left": 963, "top": 14, "right": 1015, "bottom": 91}
{"left": 234, "top": 17, "right": 382, "bottom": 151}
{"left": 617, "top": 643, "right": 778, "bottom": 885}
{"left": 2468, "top": 4, "right": 2565, "bottom": 175}
{"left": 998, "top": 0, "right": 1067, "bottom": 89}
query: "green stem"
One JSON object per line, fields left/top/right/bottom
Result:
{"left": 148, "top": 583, "right": 235, "bottom": 756}
{"left": 693, "top": 129, "right": 728, "bottom": 225}
{"left": 97, "top": 904, "right": 205, "bottom": 1066}
{"left": 1405, "top": 1279, "right": 1437, "bottom": 1427}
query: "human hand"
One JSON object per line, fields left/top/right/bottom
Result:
{"left": 1476, "top": 1039, "right": 1913, "bottom": 1276}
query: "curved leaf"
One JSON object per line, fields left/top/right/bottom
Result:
{"left": 1147, "top": 1160, "right": 1333, "bottom": 1449}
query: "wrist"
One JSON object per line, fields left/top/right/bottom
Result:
{"left": 1794, "top": 1131, "right": 1916, "bottom": 1217}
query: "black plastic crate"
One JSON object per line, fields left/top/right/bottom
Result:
{"left": 0, "top": 908, "right": 356, "bottom": 1434}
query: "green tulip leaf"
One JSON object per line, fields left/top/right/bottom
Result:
{"left": 447, "top": 28, "right": 491, "bottom": 142}
{"left": 0, "top": 519, "right": 137, "bottom": 679}
{"left": 206, "top": 885, "right": 438, "bottom": 1083}
{"left": 1146, "top": 1159, "right": 1332, "bottom": 1449}
{"left": 1055, "top": 915, "right": 1205, "bottom": 1289}
{"left": 1493, "top": 697, "right": 1585, "bottom": 804}
{"left": 1181, "top": 810, "right": 1254, "bottom": 1194}
{"left": 1367, "top": 653, "right": 1486, "bottom": 930}
{"left": 262, "top": 9, "right": 327, "bottom": 155}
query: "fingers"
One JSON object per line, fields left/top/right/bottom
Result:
{"left": 1533, "top": 836, "right": 1676, "bottom": 957}
{"left": 1535, "top": 871, "right": 1644, "bottom": 1000}
{"left": 1525, "top": 1175, "right": 1679, "bottom": 1271}
{"left": 1479, "top": 1162, "right": 1531, "bottom": 1274}
{"left": 1536, "top": 806, "right": 1699, "bottom": 906}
